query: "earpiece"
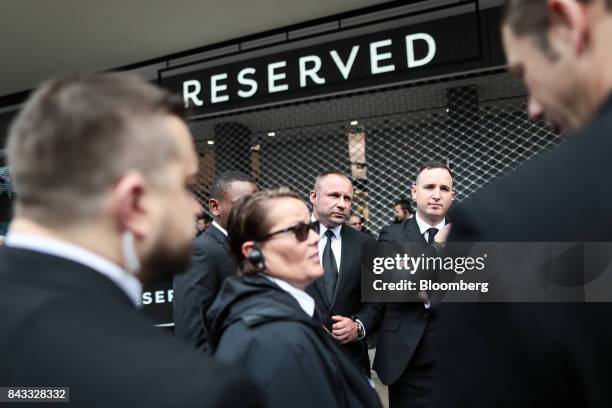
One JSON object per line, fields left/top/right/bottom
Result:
{"left": 246, "top": 243, "right": 265, "bottom": 272}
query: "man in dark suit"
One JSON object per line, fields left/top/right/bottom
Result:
{"left": 434, "top": 1, "right": 612, "bottom": 407}
{"left": 195, "top": 214, "right": 211, "bottom": 237}
{"left": 375, "top": 162, "right": 454, "bottom": 408}
{"left": 0, "top": 73, "right": 262, "bottom": 407}
{"left": 173, "top": 171, "right": 256, "bottom": 351}
{"left": 392, "top": 198, "right": 414, "bottom": 224}
{"left": 348, "top": 213, "right": 375, "bottom": 238}
{"left": 306, "top": 171, "right": 382, "bottom": 374}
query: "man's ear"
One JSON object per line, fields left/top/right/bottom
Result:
{"left": 411, "top": 185, "right": 417, "bottom": 199}
{"left": 113, "top": 172, "right": 147, "bottom": 238}
{"left": 549, "top": 0, "right": 589, "bottom": 54}
{"left": 309, "top": 190, "right": 317, "bottom": 206}
{"left": 209, "top": 198, "right": 221, "bottom": 217}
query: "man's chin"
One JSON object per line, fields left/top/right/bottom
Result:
{"left": 139, "top": 245, "right": 192, "bottom": 285}
{"left": 425, "top": 209, "right": 445, "bottom": 218}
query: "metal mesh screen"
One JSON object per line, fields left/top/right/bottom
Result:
{"left": 188, "top": 69, "right": 560, "bottom": 234}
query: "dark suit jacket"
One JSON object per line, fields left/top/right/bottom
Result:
{"left": 0, "top": 246, "right": 262, "bottom": 408}
{"left": 305, "top": 224, "right": 382, "bottom": 373}
{"left": 173, "top": 224, "right": 235, "bottom": 351}
{"left": 373, "top": 217, "right": 437, "bottom": 385}
{"left": 433, "top": 95, "right": 612, "bottom": 408}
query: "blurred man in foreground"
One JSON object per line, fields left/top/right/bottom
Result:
{"left": 436, "top": 1, "right": 612, "bottom": 406}
{"left": 0, "top": 73, "right": 262, "bottom": 407}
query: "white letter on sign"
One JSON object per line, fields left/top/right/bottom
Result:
{"left": 268, "top": 61, "right": 289, "bottom": 93}
{"left": 237, "top": 67, "right": 258, "bottom": 98}
{"left": 299, "top": 55, "right": 326, "bottom": 87}
{"left": 370, "top": 39, "right": 395, "bottom": 74}
{"left": 210, "top": 73, "right": 229, "bottom": 103}
{"left": 406, "top": 33, "right": 436, "bottom": 68}
{"left": 330, "top": 46, "right": 360, "bottom": 80}
{"left": 183, "top": 80, "right": 204, "bottom": 107}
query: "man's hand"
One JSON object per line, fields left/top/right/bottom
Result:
{"left": 331, "top": 315, "right": 358, "bottom": 344}
{"left": 434, "top": 223, "right": 452, "bottom": 245}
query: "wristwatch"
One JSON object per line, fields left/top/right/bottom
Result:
{"left": 351, "top": 317, "right": 366, "bottom": 340}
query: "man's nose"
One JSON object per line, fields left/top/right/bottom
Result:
{"left": 528, "top": 97, "right": 544, "bottom": 123}
{"left": 192, "top": 196, "right": 203, "bottom": 215}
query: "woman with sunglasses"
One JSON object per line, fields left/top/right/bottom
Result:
{"left": 205, "top": 189, "right": 381, "bottom": 408}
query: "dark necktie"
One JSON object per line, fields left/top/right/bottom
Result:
{"left": 322, "top": 229, "right": 338, "bottom": 303}
{"left": 422, "top": 227, "right": 440, "bottom": 309}
{"left": 426, "top": 227, "right": 439, "bottom": 245}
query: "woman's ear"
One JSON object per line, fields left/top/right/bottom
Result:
{"left": 241, "top": 241, "right": 256, "bottom": 258}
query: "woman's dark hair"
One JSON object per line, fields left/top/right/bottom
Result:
{"left": 227, "top": 188, "right": 303, "bottom": 275}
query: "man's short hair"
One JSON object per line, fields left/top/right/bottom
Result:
{"left": 197, "top": 214, "right": 212, "bottom": 223}
{"left": 7, "top": 72, "right": 185, "bottom": 226}
{"left": 502, "top": 0, "right": 609, "bottom": 54}
{"left": 209, "top": 171, "right": 254, "bottom": 200}
{"left": 394, "top": 198, "right": 414, "bottom": 215}
{"left": 313, "top": 171, "right": 351, "bottom": 193}
{"left": 350, "top": 213, "right": 364, "bottom": 222}
{"left": 415, "top": 162, "right": 454, "bottom": 183}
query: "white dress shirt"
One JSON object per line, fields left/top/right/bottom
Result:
{"left": 211, "top": 220, "right": 228, "bottom": 237}
{"left": 5, "top": 233, "right": 142, "bottom": 306}
{"left": 264, "top": 275, "right": 315, "bottom": 317}
{"left": 415, "top": 212, "right": 446, "bottom": 242}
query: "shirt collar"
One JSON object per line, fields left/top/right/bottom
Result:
{"left": 5, "top": 232, "right": 142, "bottom": 306}
{"left": 212, "top": 220, "right": 228, "bottom": 237}
{"left": 414, "top": 212, "right": 446, "bottom": 235}
{"left": 311, "top": 214, "right": 342, "bottom": 238}
{"left": 264, "top": 275, "right": 315, "bottom": 317}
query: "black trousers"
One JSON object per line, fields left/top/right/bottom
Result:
{"left": 389, "top": 318, "right": 437, "bottom": 408}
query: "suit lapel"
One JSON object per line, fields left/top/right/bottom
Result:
{"left": 309, "top": 220, "right": 330, "bottom": 307}
{"left": 406, "top": 217, "right": 426, "bottom": 244}
{"left": 208, "top": 224, "right": 231, "bottom": 256}
{"left": 313, "top": 273, "right": 330, "bottom": 307}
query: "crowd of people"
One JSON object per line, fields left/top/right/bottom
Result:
{"left": 2, "top": 0, "right": 612, "bottom": 406}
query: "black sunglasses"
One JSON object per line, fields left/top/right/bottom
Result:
{"left": 259, "top": 221, "right": 318, "bottom": 242}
